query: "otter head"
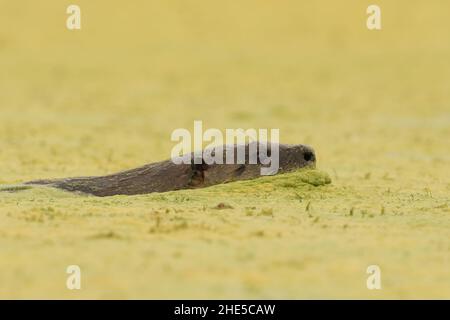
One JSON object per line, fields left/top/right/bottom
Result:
{"left": 277, "top": 143, "right": 316, "bottom": 172}
{"left": 188, "top": 142, "right": 316, "bottom": 188}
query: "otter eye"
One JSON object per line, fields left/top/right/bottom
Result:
{"left": 303, "top": 151, "right": 314, "bottom": 162}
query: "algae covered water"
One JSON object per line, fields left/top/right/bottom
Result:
{"left": 0, "top": 1, "right": 449, "bottom": 299}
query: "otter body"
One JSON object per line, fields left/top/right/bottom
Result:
{"left": 26, "top": 143, "right": 316, "bottom": 196}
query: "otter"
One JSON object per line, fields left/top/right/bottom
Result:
{"left": 25, "top": 143, "right": 316, "bottom": 197}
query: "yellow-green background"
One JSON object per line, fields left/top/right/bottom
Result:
{"left": 0, "top": 0, "right": 449, "bottom": 298}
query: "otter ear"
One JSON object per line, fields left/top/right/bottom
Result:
{"left": 234, "top": 164, "right": 246, "bottom": 177}
{"left": 189, "top": 160, "right": 209, "bottom": 187}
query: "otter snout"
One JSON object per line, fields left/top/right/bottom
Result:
{"left": 279, "top": 144, "right": 317, "bottom": 171}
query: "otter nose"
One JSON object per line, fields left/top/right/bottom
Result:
{"left": 300, "top": 145, "right": 316, "bottom": 163}
{"left": 304, "top": 150, "right": 315, "bottom": 162}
